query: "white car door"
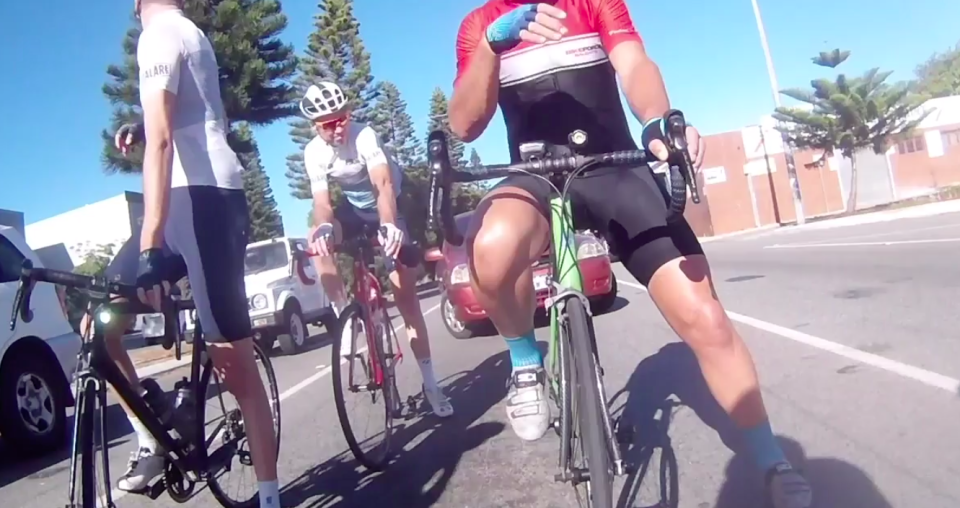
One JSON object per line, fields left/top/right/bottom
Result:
{"left": 0, "top": 237, "right": 18, "bottom": 351}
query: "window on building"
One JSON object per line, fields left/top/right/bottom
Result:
{"left": 941, "top": 129, "right": 960, "bottom": 148}
{"left": 897, "top": 136, "right": 926, "bottom": 154}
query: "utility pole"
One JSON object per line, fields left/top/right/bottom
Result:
{"left": 750, "top": 0, "right": 806, "bottom": 225}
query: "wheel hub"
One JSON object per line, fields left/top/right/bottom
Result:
{"left": 443, "top": 298, "right": 465, "bottom": 332}
{"left": 290, "top": 313, "right": 305, "bottom": 346}
{"left": 16, "top": 372, "right": 55, "bottom": 435}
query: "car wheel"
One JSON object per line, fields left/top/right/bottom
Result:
{"left": 590, "top": 276, "right": 619, "bottom": 315}
{"left": 255, "top": 332, "right": 276, "bottom": 356}
{"left": 0, "top": 352, "right": 68, "bottom": 458}
{"left": 277, "top": 303, "right": 307, "bottom": 355}
{"left": 441, "top": 291, "right": 475, "bottom": 340}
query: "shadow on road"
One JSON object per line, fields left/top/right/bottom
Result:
{"left": 716, "top": 435, "right": 893, "bottom": 508}
{"left": 280, "top": 350, "right": 512, "bottom": 507}
{"left": 0, "top": 404, "right": 132, "bottom": 490}
{"left": 609, "top": 342, "right": 892, "bottom": 508}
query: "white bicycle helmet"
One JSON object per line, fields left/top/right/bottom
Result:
{"left": 300, "top": 82, "right": 347, "bottom": 120}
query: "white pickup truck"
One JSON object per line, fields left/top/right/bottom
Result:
{"left": 0, "top": 226, "right": 81, "bottom": 458}
{"left": 244, "top": 237, "right": 334, "bottom": 355}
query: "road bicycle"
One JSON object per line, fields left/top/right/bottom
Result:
{"left": 8, "top": 261, "right": 280, "bottom": 508}
{"left": 425, "top": 110, "right": 699, "bottom": 507}
{"left": 293, "top": 224, "right": 413, "bottom": 471}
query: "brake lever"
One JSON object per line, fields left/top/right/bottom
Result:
{"left": 10, "top": 260, "right": 36, "bottom": 331}
{"left": 664, "top": 110, "right": 701, "bottom": 204}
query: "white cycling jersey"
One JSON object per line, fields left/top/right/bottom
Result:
{"left": 304, "top": 121, "right": 403, "bottom": 210}
{"left": 137, "top": 9, "right": 243, "bottom": 189}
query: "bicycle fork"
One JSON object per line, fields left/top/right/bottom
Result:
{"left": 67, "top": 373, "right": 117, "bottom": 508}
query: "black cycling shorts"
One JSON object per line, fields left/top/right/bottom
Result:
{"left": 334, "top": 204, "right": 421, "bottom": 269}
{"left": 489, "top": 165, "right": 704, "bottom": 286}
{"left": 105, "top": 186, "right": 252, "bottom": 343}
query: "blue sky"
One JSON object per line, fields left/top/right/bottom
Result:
{"left": 1, "top": 0, "right": 958, "bottom": 237}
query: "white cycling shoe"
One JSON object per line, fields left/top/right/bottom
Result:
{"left": 505, "top": 366, "right": 551, "bottom": 441}
{"left": 117, "top": 447, "right": 165, "bottom": 492}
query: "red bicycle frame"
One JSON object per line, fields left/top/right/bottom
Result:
{"left": 295, "top": 243, "right": 403, "bottom": 387}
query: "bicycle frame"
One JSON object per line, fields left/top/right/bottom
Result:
{"left": 66, "top": 299, "right": 241, "bottom": 504}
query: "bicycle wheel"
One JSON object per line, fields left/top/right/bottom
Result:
{"left": 566, "top": 296, "right": 614, "bottom": 507}
{"left": 206, "top": 341, "right": 281, "bottom": 508}
{"left": 332, "top": 302, "right": 395, "bottom": 471}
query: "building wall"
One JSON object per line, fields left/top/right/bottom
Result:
{"left": 25, "top": 192, "right": 143, "bottom": 266}
{"left": 0, "top": 209, "right": 25, "bottom": 237}
{"left": 691, "top": 96, "right": 960, "bottom": 237}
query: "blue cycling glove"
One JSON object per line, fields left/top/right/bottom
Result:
{"left": 486, "top": 4, "right": 539, "bottom": 54}
{"left": 640, "top": 117, "right": 667, "bottom": 155}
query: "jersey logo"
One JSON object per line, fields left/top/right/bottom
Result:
{"left": 141, "top": 64, "right": 172, "bottom": 80}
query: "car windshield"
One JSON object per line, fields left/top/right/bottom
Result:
{"left": 245, "top": 242, "right": 288, "bottom": 275}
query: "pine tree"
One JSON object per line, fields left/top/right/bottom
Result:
{"left": 100, "top": 0, "right": 298, "bottom": 173}
{"left": 370, "top": 81, "right": 421, "bottom": 168}
{"left": 284, "top": 0, "right": 376, "bottom": 200}
{"left": 775, "top": 49, "right": 927, "bottom": 212}
{"left": 426, "top": 87, "right": 465, "bottom": 167}
{"left": 235, "top": 123, "right": 285, "bottom": 241}
{"left": 469, "top": 148, "right": 482, "bottom": 169}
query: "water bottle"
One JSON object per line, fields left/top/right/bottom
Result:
{"left": 171, "top": 379, "right": 197, "bottom": 450}
{"left": 140, "top": 378, "right": 173, "bottom": 430}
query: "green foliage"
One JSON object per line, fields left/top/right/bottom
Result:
{"left": 100, "top": 0, "right": 298, "bottom": 174}
{"left": 65, "top": 245, "right": 115, "bottom": 330}
{"left": 912, "top": 41, "right": 960, "bottom": 99}
{"left": 236, "top": 123, "right": 285, "bottom": 242}
{"left": 426, "top": 87, "right": 465, "bottom": 167}
{"left": 469, "top": 148, "right": 482, "bottom": 169}
{"left": 774, "top": 49, "right": 927, "bottom": 211}
{"left": 370, "top": 81, "right": 421, "bottom": 168}
{"left": 285, "top": 0, "right": 376, "bottom": 200}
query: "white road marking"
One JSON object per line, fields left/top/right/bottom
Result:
{"left": 616, "top": 278, "right": 960, "bottom": 394}
{"left": 764, "top": 238, "right": 960, "bottom": 249}
{"left": 102, "top": 301, "right": 442, "bottom": 507}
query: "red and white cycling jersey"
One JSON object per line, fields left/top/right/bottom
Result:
{"left": 455, "top": 0, "right": 644, "bottom": 162}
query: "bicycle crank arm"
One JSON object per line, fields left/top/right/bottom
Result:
{"left": 554, "top": 467, "right": 590, "bottom": 485}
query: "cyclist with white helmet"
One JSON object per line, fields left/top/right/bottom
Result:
{"left": 300, "top": 82, "right": 454, "bottom": 418}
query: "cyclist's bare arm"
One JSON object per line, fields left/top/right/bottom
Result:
{"left": 449, "top": 14, "right": 501, "bottom": 142}
{"left": 311, "top": 189, "right": 335, "bottom": 228}
{"left": 368, "top": 164, "right": 398, "bottom": 226}
{"left": 139, "top": 45, "right": 181, "bottom": 251}
{"left": 608, "top": 42, "right": 670, "bottom": 126}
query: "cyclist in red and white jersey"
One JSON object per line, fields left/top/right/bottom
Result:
{"left": 449, "top": 1, "right": 812, "bottom": 506}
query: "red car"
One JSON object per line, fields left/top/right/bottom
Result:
{"left": 425, "top": 210, "right": 619, "bottom": 339}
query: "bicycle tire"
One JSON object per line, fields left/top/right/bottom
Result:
{"left": 332, "top": 302, "right": 394, "bottom": 471}
{"left": 207, "top": 341, "right": 281, "bottom": 508}
{"left": 78, "top": 380, "right": 97, "bottom": 508}
{"left": 566, "top": 296, "right": 614, "bottom": 507}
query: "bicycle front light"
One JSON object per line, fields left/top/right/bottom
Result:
{"left": 576, "top": 234, "right": 607, "bottom": 260}
{"left": 449, "top": 264, "right": 470, "bottom": 285}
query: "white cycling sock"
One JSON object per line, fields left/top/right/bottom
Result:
{"left": 418, "top": 358, "right": 438, "bottom": 391}
{"left": 128, "top": 416, "right": 159, "bottom": 454}
{"left": 259, "top": 480, "right": 281, "bottom": 508}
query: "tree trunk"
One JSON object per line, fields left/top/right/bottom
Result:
{"left": 846, "top": 155, "right": 859, "bottom": 214}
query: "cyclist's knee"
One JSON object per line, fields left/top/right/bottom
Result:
{"left": 649, "top": 256, "right": 733, "bottom": 351}
{"left": 469, "top": 188, "right": 548, "bottom": 288}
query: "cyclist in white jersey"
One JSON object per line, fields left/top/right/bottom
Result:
{"left": 301, "top": 82, "right": 454, "bottom": 418}
{"left": 86, "top": 1, "right": 281, "bottom": 505}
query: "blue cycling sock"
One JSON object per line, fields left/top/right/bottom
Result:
{"left": 741, "top": 419, "right": 788, "bottom": 472}
{"left": 504, "top": 332, "right": 542, "bottom": 369}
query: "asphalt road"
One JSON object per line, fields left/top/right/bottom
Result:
{"left": 2, "top": 208, "right": 960, "bottom": 507}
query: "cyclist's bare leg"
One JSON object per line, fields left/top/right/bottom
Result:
{"left": 646, "top": 255, "right": 811, "bottom": 505}
{"left": 468, "top": 186, "right": 552, "bottom": 440}
{"left": 389, "top": 262, "right": 453, "bottom": 416}
{"left": 389, "top": 263, "right": 430, "bottom": 359}
{"left": 206, "top": 338, "right": 278, "bottom": 482}
{"left": 312, "top": 219, "right": 348, "bottom": 311}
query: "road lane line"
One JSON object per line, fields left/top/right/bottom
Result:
{"left": 102, "top": 302, "right": 442, "bottom": 506}
{"left": 764, "top": 238, "right": 960, "bottom": 249}
{"left": 616, "top": 278, "right": 960, "bottom": 394}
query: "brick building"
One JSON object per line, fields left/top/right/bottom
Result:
{"left": 685, "top": 96, "right": 960, "bottom": 237}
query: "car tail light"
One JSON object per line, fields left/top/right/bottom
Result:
{"left": 576, "top": 234, "right": 607, "bottom": 260}
{"left": 449, "top": 264, "right": 470, "bottom": 285}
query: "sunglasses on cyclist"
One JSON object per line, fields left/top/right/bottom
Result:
{"left": 316, "top": 116, "right": 348, "bottom": 131}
